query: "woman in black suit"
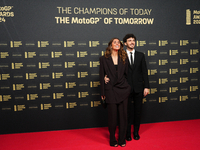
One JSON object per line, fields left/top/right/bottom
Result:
{"left": 100, "top": 38, "right": 131, "bottom": 147}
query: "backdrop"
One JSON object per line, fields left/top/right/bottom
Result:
{"left": 0, "top": 0, "right": 200, "bottom": 134}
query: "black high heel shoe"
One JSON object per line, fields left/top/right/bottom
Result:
{"left": 110, "top": 143, "right": 118, "bottom": 147}
{"left": 119, "top": 143, "right": 126, "bottom": 147}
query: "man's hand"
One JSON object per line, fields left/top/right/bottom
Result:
{"left": 104, "top": 75, "right": 110, "bottom": 84}
{"left": 143, "top": 88, "right": 149, "bottom": 97}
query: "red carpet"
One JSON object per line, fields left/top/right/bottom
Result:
{"left": 1, "top": 119, "right": 200, "bottom": 150}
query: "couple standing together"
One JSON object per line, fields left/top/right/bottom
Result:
{"left": 100, "top": 34, "right": 149, "bottom": 147}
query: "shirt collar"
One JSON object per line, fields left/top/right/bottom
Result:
{"left": 126, "top": 49, "right": 135, "bottom": 55}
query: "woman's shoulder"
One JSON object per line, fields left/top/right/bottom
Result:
{"left": 100, "top": 55, "right": 105, "bottom": 58}
{"left": 100, "top": 55, "right": 106, "bottom": 62}
{"left": 100, "top": 55, "right": 105, "bottom": 59}
{"left": 100, "top": 55, "right": 110, "bottom": 60}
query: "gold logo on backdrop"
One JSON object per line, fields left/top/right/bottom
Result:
{"left": 0, "top": 52, "right": 9, "bottom": 58}
{"left": 0, "top": 6, "right": 14, "bottom": 22}
{"left": 91, "top": 101, "right": 101, "bottom": 107}
{"left": 0, "top": 95, "right": 11, "bottom": 102}
{"left": 186, "top": 9, "right": 200, "bottom": 25}
{"left": 41, "top": 103, "right": 52, "bottom": 110}
{"left": 66, "top": 102, "right": 77, "bottom": 109}
{"left": 179, "top": 95, "right": 188, "bottom": 101}
{"left": 89, "top": 41, "right": 100, "bottom": 47}
{"left": 186, "top": 9, "right": 191, "bottom": 25}
{"left": 159, "top": 97, "right": 168, "bottom": 103}
{"left": 149, "top": 88, "right": 157, "bottom": 94}
{"left": 27, "top": 94, "right": 38, "bottom": 100}
{"left": 64, "top": 41, "right": 75, "bottom": 47}
{"left": 14, "top": 105, "right": 26, "bottom": 111}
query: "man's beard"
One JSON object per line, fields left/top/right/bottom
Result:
{"left": 127, "top": 44, "right": 134, "bottom": 50}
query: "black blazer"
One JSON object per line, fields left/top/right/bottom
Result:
{"left": 127, "top": 50, "right": 149, "bottom": 93}
{"left": 100, "top": 55, "right": 131, "bottom": 104}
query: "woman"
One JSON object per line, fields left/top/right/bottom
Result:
{"left": 100, "top": 38, "right": 131, "bottom": 147}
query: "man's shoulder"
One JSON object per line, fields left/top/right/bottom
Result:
{"left": 135, "top": 50, "right": 145, "bottom": 56}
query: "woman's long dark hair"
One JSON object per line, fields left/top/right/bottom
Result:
{"left": 104, "top": 38, "right": 127, "bottom": 64}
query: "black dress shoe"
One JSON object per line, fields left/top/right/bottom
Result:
{"left": 126, "top": 136, "right": 132, "bottom": 141}
{"left": 133, "top": 133, "right": 140, "bottom": 140}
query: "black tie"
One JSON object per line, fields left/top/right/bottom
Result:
{"left": 130, "top": 52, "right": 133, "bottom": 65}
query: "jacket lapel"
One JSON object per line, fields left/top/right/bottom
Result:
{"left": 117, "top": 56, "right": 122, "bottom": 77}
{"left": 132, "top": 51, "right": 137, "bottom": 70}
{"left": 106, "top": 56, "right": 117, "bottom": 78}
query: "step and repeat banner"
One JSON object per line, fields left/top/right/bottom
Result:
{"left": 0, "top": 0, "right": 200, "bottom": 134}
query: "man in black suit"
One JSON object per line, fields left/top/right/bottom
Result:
{"left": 123, "top": 33, "right": 149, "bottom": 141}
{"left": 104, "top": 34, "right": 149, "bottom": 141}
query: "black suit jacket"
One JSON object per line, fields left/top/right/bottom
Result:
{"left": 127, "top": 50, "right": 149, "bottom": 93}
{"left": 100, "top": 55, "right": 131, "bottom": 103}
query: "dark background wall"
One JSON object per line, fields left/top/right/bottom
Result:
{"left": 0, "top": 0, "right": 200, "bottom": 134}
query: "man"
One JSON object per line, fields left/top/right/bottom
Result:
{"left": 104, "top": 34, "right": 149, "bottom": 141}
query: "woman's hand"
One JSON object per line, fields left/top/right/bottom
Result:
{"left": 101, "top": 95, "right": 106, "bottom": 100}
{"left": 104, "top": 75, "right": 110, "bottom": 84}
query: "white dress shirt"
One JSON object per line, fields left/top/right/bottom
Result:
{"left": 126, "top": 49, "right": 135, "bottom": 65}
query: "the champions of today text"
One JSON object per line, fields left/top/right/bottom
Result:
{"left": 55, "top": 7, "right": 154, "bottom": 25}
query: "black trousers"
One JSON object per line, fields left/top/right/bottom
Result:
{"left": 127, "top": 91, "right": 143, "bottom": 136}
{"left": 107, "top": 99, "right": 128, "bottom": 146}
